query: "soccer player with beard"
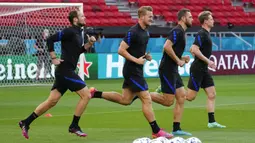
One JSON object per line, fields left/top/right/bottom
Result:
{"left": 18, "top": 10, "right": 96, "bottom": 139}
{"left": 151, "top": 8, "right": 193, "bottom": 136}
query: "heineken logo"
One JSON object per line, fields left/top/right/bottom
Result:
{"left": 0, "top": 59, "right": 55, "bottom": 81}
{"left": 0, "top": 54, "right": 94, "bottom": 82}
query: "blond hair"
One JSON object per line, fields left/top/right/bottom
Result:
{"left": 198, "top": 11, "right": 212, "bottom": 24}
{"left": 138, "top": 6, "right": 153, "bottom": 18}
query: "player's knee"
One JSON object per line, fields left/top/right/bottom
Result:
{"left": 208, "top": 92, "right": 216, "bottom": 100}
{"left": 176, "top": 96, "right": 185, "bottom": 105}
{"left": 80, "top": 93, "right": 90, "bottom": 100}
{"left": 123, "top": 102, "right": 131, "bottom": 106}
{"left": 161, "top": 94, "right": 174, "bottom": 107}
{"left": 78, "top": 89, "right": 91, "bottom": 100}
{"left": 163, "top": 99, "right": 174, "bottom": 107}
{"left": 142, "top": 97, "right": 152, "bottom": 105}
{"left": 122, "top": 99, "right": 132, "bottom": 106}
{"left": 186, "top": 95, "right": 196, "bottom": 101}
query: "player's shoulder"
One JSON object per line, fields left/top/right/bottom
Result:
{"left": 128, "top": 24, "right": 140, "bottom": 33}
{"left": 197, "top": 28, "right": 208, "bottom": 36}
{"left": 62, "top": 26, "right": 75, "bottom": 32}
{"left": 169, "top": 25, "right": 184, "bottom": 35}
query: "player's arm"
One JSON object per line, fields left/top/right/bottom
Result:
{"left": 190, "top": 45, "right": 210, "bottom": 64}
{"left": 190, "top": 34, "right": 216, "bottom": 69}
{"left": 181, "top": 55, "right": 190, "bottom": 63}
{"left": 118, "top": 31, "right": 145, "bottom": 65}
{"left": 83, "top": 34, "right": 96, "bottom": 50}
{"left": 46, "top": 29, "right": 72, "bottom": 65}
{"left": 164, "top": 30, "right": 185, "bottom": 66}
{"left": 190, "top": 32, "right": 211, "bottom": 64}
{"left": 118, "top": 41, "right": 145, "bottom": 65}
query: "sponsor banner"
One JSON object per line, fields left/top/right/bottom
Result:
{"left": 209, "top": 51, "right": 255, "bottom": 75}
{"left": 77, "top": 54, "right": 98, "bottom": 80}
{"left": 0, "top": 55, "right": 55, "bottom": 82}
{"left": 0, "top": 53, "right": 97, "bottom": 83}
{"left": 98, "top": 52, "right": 194, "bottom": 79}
{"left": 1, "top": 51, "right": 253, "bottom": 83}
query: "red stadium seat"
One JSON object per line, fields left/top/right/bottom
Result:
{"left": 84, "top": 12, "right": 96, "bottom": 18}
{"left": 118, "top": 18, "right": 128, "bottom": 25}
{"left": 83, "top": 5, "right": 92, "bottom": 12}
{"left": 109, "top": 6, "right": 119, "bottom": 12}
{"left": 100, "top": 18, "right": 110, "bottom": 26}
{"left": 2, "top": 0, "right": 254, "bottom": 26}
{"left": 95, "top": 12, "right": 105, "bottom": 18}
{"left": 91, "top": 19, "right": 101, "bottom": 26}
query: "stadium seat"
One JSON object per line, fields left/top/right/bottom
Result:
{"left": 1, "top": 0, "right": 254, "bottom": 26}
{"left": 138, "top": 0, "right": 255, "bottom": 26}
{"left": 100, "top": 18, "right": 110, "bottom": 26}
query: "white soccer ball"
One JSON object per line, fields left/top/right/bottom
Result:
{"left": 133, "top": 137, "right": 151, "bottom": 143}
{"left": 149, "top": 138, "right": 162, "bottom": 143}
{"left": 186, "top": 137, "right": 202, "bottom": 143}
{"left": 156, "top": 137, "right": 170, "bottom": 143}
{"left": 169, "top": 137, "right": 186, "bottom": 143}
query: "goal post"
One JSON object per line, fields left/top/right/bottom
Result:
{"left": 0, "top": 3, "right": 84, "bottom": 87}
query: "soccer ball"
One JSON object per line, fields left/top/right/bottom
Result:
{"left": 169, "top": 137, "right": 186, "bottom": 143}
{"left": 186, "top": 137, "right": 202, "bottom": 143}
{"left": 155, "top": 137, "right": 169, "bottom": 143}
{"left": 149, "top": 138, "right": 163, "bottom": 143}
{"left": 133, "top": 137, "right": 151, "bottom": 143}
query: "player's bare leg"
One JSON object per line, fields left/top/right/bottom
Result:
{"left": 35, "top": 89, "right": 62, "bottom": 115}
{"left": 92, "top": 88, "right": 136, "bottom": 105}
{"left": 150, "top": 92, "right": 174, "bottom": 107}
{"left": 137, "top": 90, "right": 155, "bottom": 122}
{"left": 74, "top": 87, "right": 91, "bottom": 116}
{"left": 151, "top": 87, "right": 191, "bottom": 136}
{"left": 205, "top": 86, "right": 226, "bottom": 128}
{"left": 172, "top": 87, "right": 191, "bottom": 136}
{"left": 68, "top": 87, "right": 91, "bottom": 137}
{"left": 90, "top": 88, "right": 173, "bottom": 138}
{"left": 186, "top": 88, "right": 198, "bottom": 101}
{"left": 137, "top": 90, "right": 173, "bottom": 139}
{"left": 19, "top": 89, "right": 62, "bottom": 139}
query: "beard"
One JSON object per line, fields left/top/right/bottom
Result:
{"left": 185, "top": 21, "right": 192, "bottom": 28}
{"left": 77, "top": 22, "right": 85, "bottom": 27}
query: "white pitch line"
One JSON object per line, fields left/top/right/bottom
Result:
{"left": 0, "top": 101, "right": 255, "bottom": 121}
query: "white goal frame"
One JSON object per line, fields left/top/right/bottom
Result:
{"left": 0, "top": 2, "right": 85, "bottom": 87}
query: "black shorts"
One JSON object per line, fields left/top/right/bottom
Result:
{"left": 159, "top": 70, "right": 184, "bottom": 94}
{"left": 187, "top": 69, "right": 214, "bottom": 92}
{"left": 122, "top": 75, "right": 148, "bottom": 92}
{"left": 51, "top": 71, "right": 86, "bottom": 95}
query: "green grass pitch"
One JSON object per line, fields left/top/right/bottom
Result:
{"left": 0, "top": 75, "right": 255, "bottom": 143}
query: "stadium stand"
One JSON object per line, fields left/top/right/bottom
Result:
{"left": 0, "top": 0, "right": 255, "bottom": 26}
{"left": 136, "top": 0, "right": 255, "bottom": 26}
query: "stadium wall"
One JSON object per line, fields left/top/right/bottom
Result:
{"left": 0, "top": 51, "right": 255, "bottom": 83}
{"left": 1, "top": 37, "right": 254, "bottom": 55}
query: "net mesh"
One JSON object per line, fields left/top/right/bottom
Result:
{"left": 0, "top": 3, "right": 82, "bottom": 86}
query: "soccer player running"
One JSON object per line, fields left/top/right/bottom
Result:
{"left": 186, "top": 11, "right": 226, "bottom": 128}
{"left": 150, "top": 8, "right": 193, "bottom": 136}
{"left": 18, "top": 10, "right": 96, "bottom": 139}
{"left": 90, "top": 6, "right": 173, "bottom": 139}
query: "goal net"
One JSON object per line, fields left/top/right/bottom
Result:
{"left": 0, "top": 3, "right": 83, "bottom": 87}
